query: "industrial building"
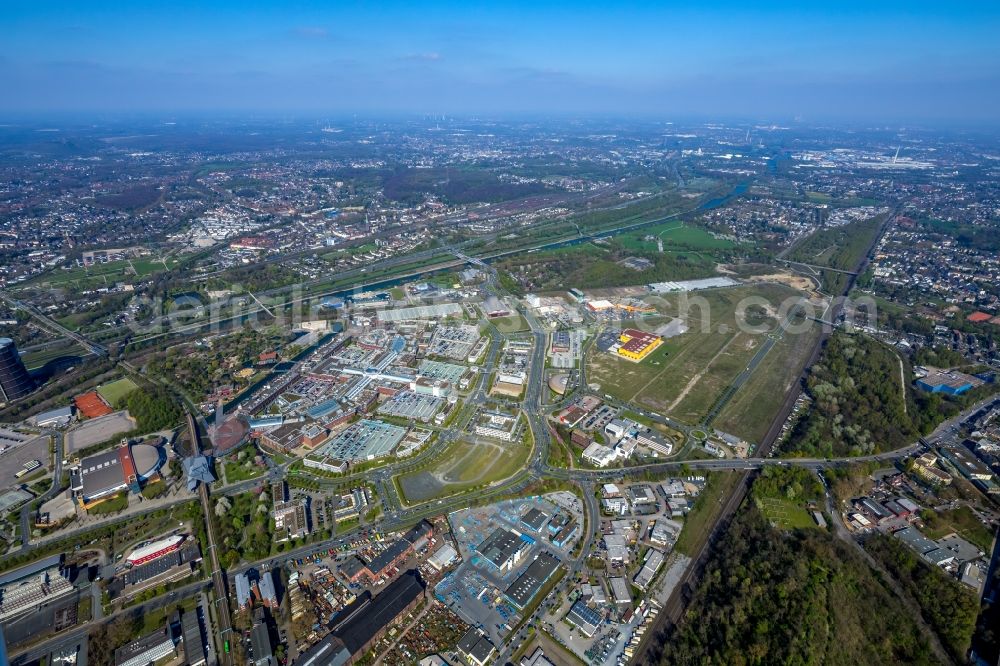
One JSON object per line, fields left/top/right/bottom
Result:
{"left": 250, "top": 607, "right": 274, "bottom": 666}
{"left": 31, "top": 405, "right": 75, "bottom": 428}
{"left": 633, "top": 548, "right": 665, "bottom": 590}
{"left": 294, "top": 570, "right": 426, "bottom": 666}
{"left": 181, "top": 609, "right": 208, "bottom": 666}
{"left": 939, "top": 446, "right": 994, "bottom": 482}
{"left": 476, "top": 528, "right": 530, "bottom": 573}
{"left": 426, "top": 544, "right": 458, "bottom": 571}
{"left": 0, "top": 337, "right": 35, "bottom": 402}
{"left": 616, "top": 329, "right": 663, "bottom": 362}
{"left": 0, "top": 555, "right": 73, "bottom": 623}
{"left": 566, "top": 599, "right": 601, "bottom": 638}
{"left": 504, "top": 552, "right": 560, "bottom": 609}
{"left": 457, "top": 628, "right": 497, "bottom": 666}
{"left": 113, "top": 626, "right": 175, "bottom": 666}
{"left": 359, "top": 520, "right": 434, "bottom": 580}
{"left": 916, "top": 369, "right": 982, "bottom": 395}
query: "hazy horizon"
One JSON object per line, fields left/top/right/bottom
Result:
{"left": 3, "top": 1, "right": 999, "bottom": 124}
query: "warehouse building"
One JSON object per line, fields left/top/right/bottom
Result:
{"left": 181, "top": 609, "right": 208, "bottom": 666}
{"left": 361, "top": 520, "right": 434, "bottom": 580}
{"left": 31, "top": 405, "right": 75, "bottom": 428}
{"left": 504, "top": 552, "right": 561, "bottom": 609}
{"left": 426, "top": 544, "right": 458, "bottom": 572}
{"left": 616, "top": 329, "right": 663, "bottom": 362}
{"left": 476, "top": 528, "right": 530, "bottom": 573}
{"left": 0, "top": 555, "right": 73, "bottom": 623}
{"left": 939, "top": 446, "right": 994, "bottom": 482}
{"left": 916, "top": 369, "right": 982, "bottom": 396}
{"left": 457, "top": 628, "right": 497, "bottom": 666}
{"left": 566, "top": 599, "right": 601, "bottom": 638}
{"left": 294, "top": 571, "right": 426, "bottom": 666}
{"left": 113, "top": 626, "right": 175, "bottom": 666}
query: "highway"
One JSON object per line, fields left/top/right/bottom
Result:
{"left": 0, "top": 292, "right": 108, "bottom": 358}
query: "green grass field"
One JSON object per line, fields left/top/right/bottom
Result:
{"left": 714, "top": 322, "right": 822, "bottom": 445}
{"left": 674, "top": 471, "right": 741, "bottom": 556}
{"left": 21, "top": 256, "right": 177, "bottom": 290}
{"left": 97, "top": 378, "right": 139, "bottom": 408}
{"left": 223, "top": 459, "right": 266, "bottom": 483}
{"left": 757, "top": 497, "right": 818, "bottom": 530}
{"left": 89, "top": 493, "right": 128, "bottom": 514}
{"left": 922, "top": 505, "right": 995, "bottom": 552}
{"left": 617, "top": 222, "right": 736, "bottom": 252}
{"left": 586, "top": 283, "right": 803, "bottom": 425}
{"left": 395, "top": 437, "right": 530, "bottom": 504}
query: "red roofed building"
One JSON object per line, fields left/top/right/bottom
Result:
{"left": 118, "top": 443, "right": 140, "bottom": 493}
{"left": 617, "top": 329, "right": 663, "bottom": 361}
{"left": 968, "top": 312, "right": 993, "bottom": 323}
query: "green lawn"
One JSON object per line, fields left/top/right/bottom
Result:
{"left": 20, "top": 256, "right": 177, "bottom": 290}
{"left": 757, "top": 497, "right": 819, "bottom": 530}
{"left": 97, "top": 378, "right": 139, "bottom": 408}
{"left": 922, "top": 505, "right": 995, "bottom": 552}
{"left": 224, "top": 460, "right": 266, "bottom": 483}
{"left": 140, "top": 480, "right": 169, "bottom": 500}
{"left": 395, "top": 437, "right": 531, "bottom": 504}
{"left": 714, "top": 322, "right": 822, "bottom": 445}
{"left": 89, "top": 494, "right": 129, "bottom": 514}
{"left": 617, "top": 222, "right": 737, "bottom": 252}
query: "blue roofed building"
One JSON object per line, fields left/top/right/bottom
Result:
{"left": 184, "top": 456, "right": 216, "bottom": 492}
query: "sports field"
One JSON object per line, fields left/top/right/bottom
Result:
{"left": 97, "top": 378, "right": 139, "bottom": 408}
{"left": 396, "top": 437, "right": 530, "bottom": 504}
{"left": 586, "top": 283, "right": 807, "bottom": 425}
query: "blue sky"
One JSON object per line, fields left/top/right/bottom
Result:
{"left": 2, "top": 1, "right": 998, "bottom": 122}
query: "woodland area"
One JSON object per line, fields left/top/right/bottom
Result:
{"left": 658, "top": 507, "right": 940, "bottom": 665}
{"left": 784, "top": 333, "right": 916, "bottom": 456}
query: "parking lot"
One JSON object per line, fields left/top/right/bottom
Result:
{"left": 377, "top": 391, "right": 443, "bottom": 421}
{"left": 0, "top": 434, "right": 50, "bottom": 490}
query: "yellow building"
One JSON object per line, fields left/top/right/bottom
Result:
{"left": 617, "top": 329, "right": 663, "bottom": 362}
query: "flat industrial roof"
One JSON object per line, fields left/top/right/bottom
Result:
{"left": 0, "top": 554, "right": 62, "bottom": 586}
{"left": 505, "top": 552, "right": 560, "bottom": 608}
{"left": 78, "top": 448, "right": 128, "bottom": 498}
{"left": 328, "top": 570, "right": 425, "bottom": 656}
